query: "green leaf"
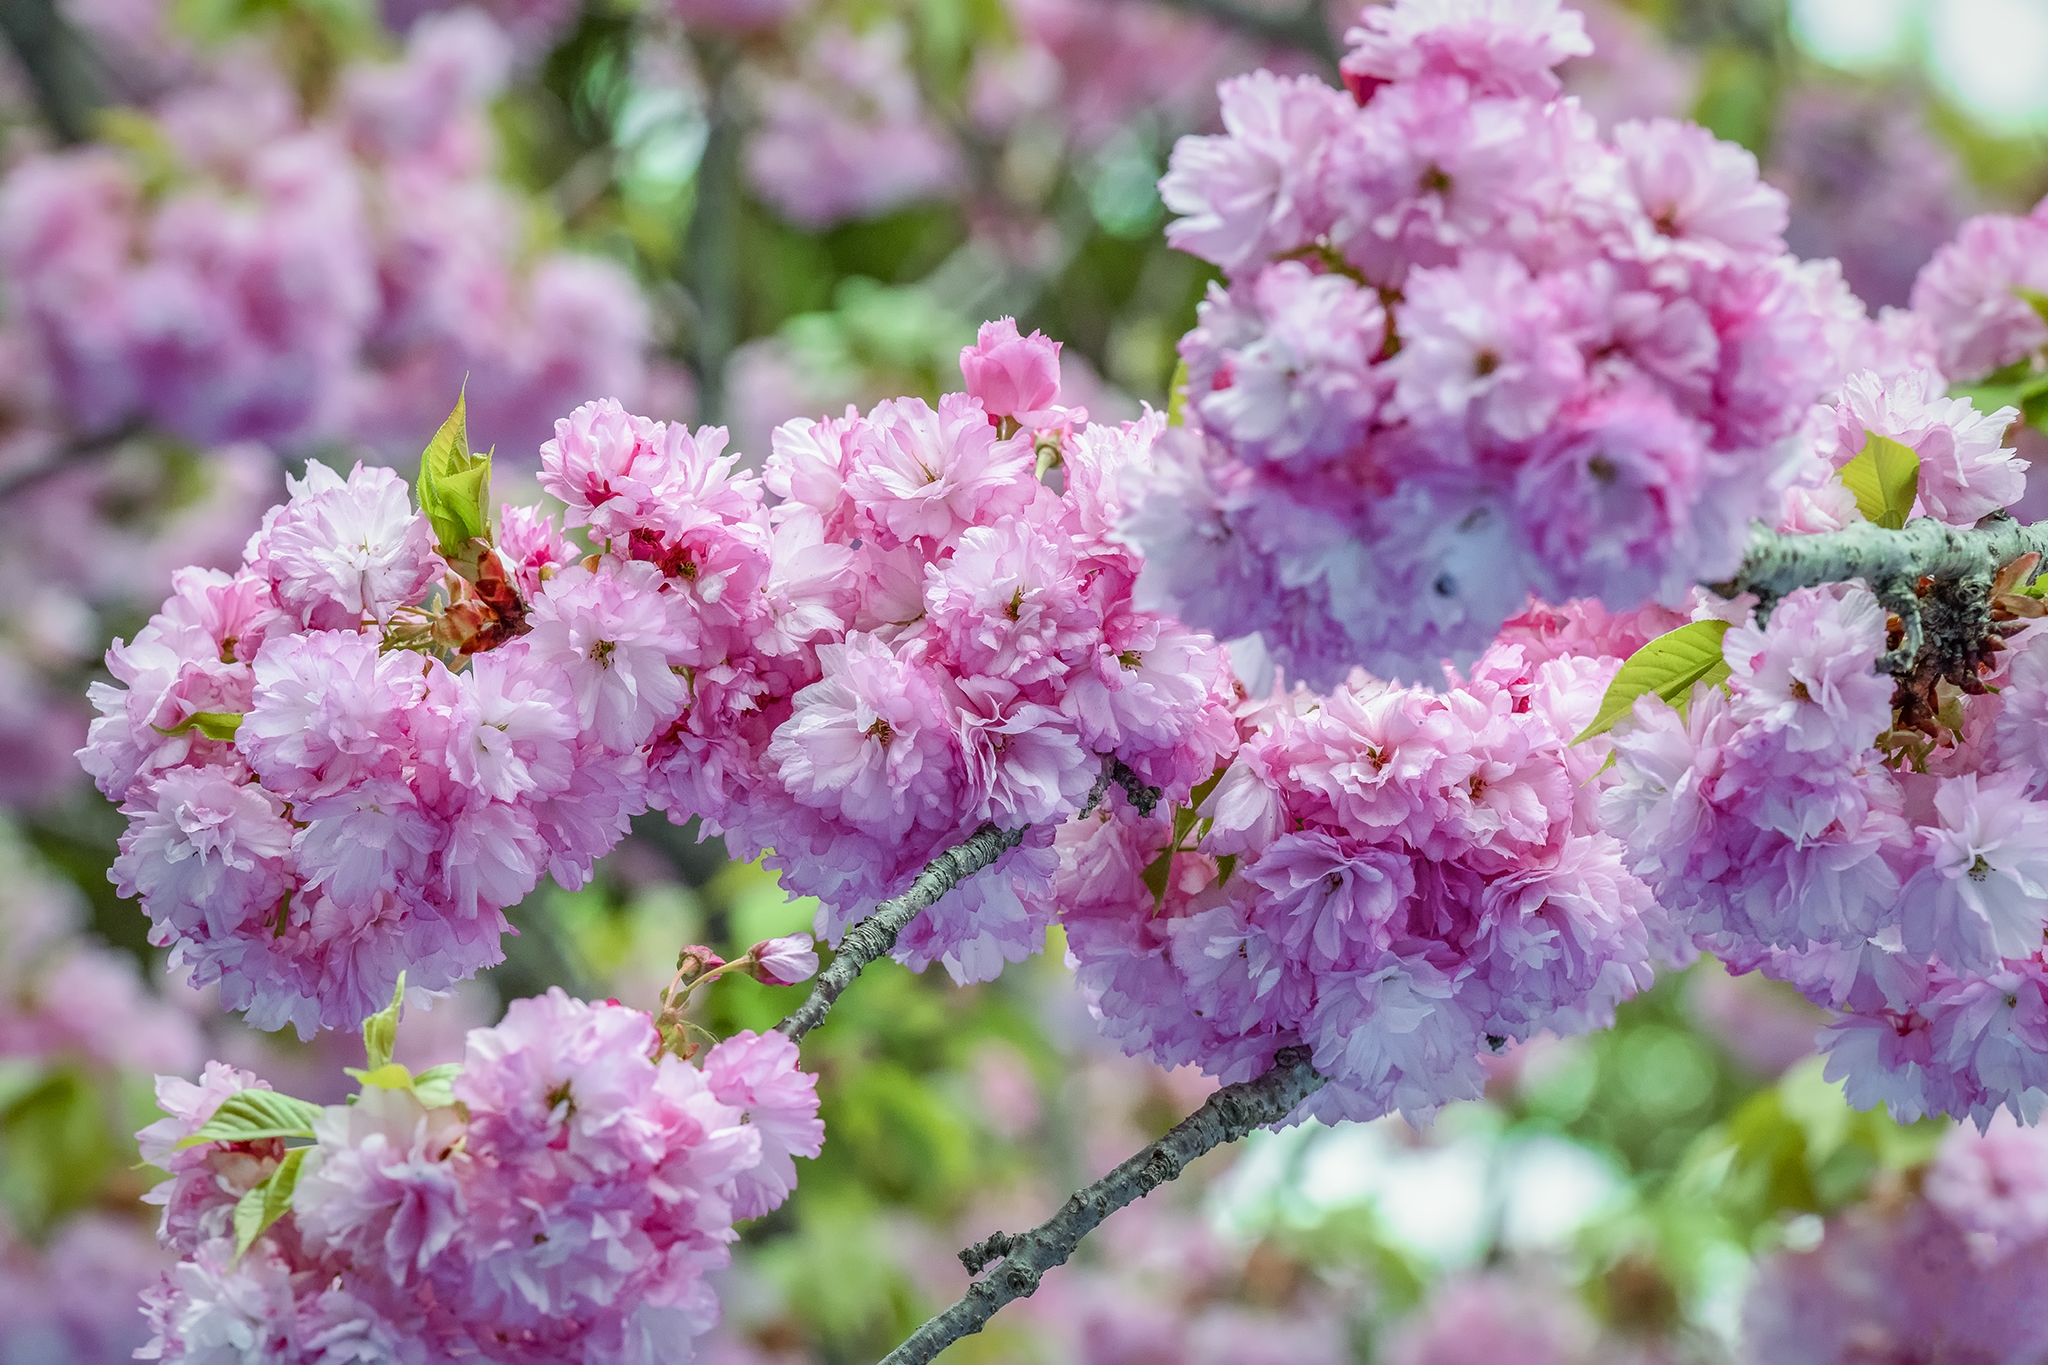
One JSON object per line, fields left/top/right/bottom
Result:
{"left": 1140, "top": 851, "right": 1173, "bottom": 910}
{"left": 176, "top": 1089, "right": 323, "bottom": 1149}
{"left": 1164, "top": 359, "right": 1190, "bottom": 428}
{"left": 361, "top": 973, "right": 405, "bottom": 1072}
{"left": 232, "top": 1147, "right": 306, "bottom": 1259}
{"left": 1954, "top": 369, "right": 2048, "bottom": 438}
{"left": 0, "top": 1069, "right": 121, "bottom": 1240}
{"left": 1837, "top": 432, "right": 1921, "bottom": 530}
{"left": 2016, "top": 286, "right": 2048, "bottom": 329}
{"left": 415, "top": 394, "right": 492, "bottom": 571}
{"left": 152, "top": 710, "right": 243, "bottom": 741}
{"left": 347, "top": 1063, "right": 414, "bottom": 1092}
{"left": 1574, "top": 620, "right": 1734, "bottom": 744}
{"left": 410, "top": 1064, "right": 463, "bottom": 1110}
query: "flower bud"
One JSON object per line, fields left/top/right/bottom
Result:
{"left": 746, "top": 933, "right": 818, "bottom": 987}
{"left": 959, "top": 318, "right": 1063, "bottom": 425}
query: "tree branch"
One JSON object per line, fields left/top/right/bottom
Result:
{"left": 880, "top": 1046, "right": 1326, "bottom": 1365}
{"left": 772, "top": 759, "right": 1163, "bottom": 1045}
{"left": 0, "top": 420, "right": 143, "bottom": 502}
{"left": 1721, "top": 514, "right": 2048, "bottom": 609}
{"left": 0, "top": 0, "right": 104, "bottom": 144}
{"left": 681, "top": 38, "right": 742, "bottom": 427}
{"left": 773, "top": 822, "right": 1028, "bottom": 1044}
{"left": 1717, "top": 514, "right": 2048, "bottom": 672}
{"left": 1146, "top": 0, "right": 1343, "bottom": 75}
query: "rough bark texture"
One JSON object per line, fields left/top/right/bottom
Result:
{"left": 1719, "top": 515, "right": 2048, "bottom": 673}
{"left": 878, "top": 1047, "right": 1327, "bottom": 1365}
{"left": 774, "top": 823, "right": 1028, "bottom": 1045}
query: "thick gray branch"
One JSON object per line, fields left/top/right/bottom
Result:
{"left": 879, "top": 1046, "right": 1326, "bottom": 1365}
{"left": 1717, "top": 515, "right": 2048, "bottom": 674}
{"left": 774, "top": 822, "right": 1028, "bottom": 1044}
{"left": 1720, "top": 515, "right": 2048, "bottom": 609}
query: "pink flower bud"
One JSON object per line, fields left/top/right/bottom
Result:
{"left": 748, "top": 934, "right": 818, "bottom": 987}
{"left": 675, "top": 946, "right": 725, "bottom": 984}
{"left": 959, "top": 318, "right": 1063, "bottom": 425}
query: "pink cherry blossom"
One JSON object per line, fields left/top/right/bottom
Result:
{"left": 959, "top": 317, "right": 1068, "bottom": 428}
{"left": 1342, "top": 0, "right": 1594, "bottom": 103}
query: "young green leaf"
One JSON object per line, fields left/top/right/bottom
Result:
{"left": 1573, "top": 620, "right": 1734, "bottom": 744}
{"left": 346, "top": 1063, "right": 414, "bottom": 1092}
{"left": 1187, "top": 764, "right": 1228, "bottom": 812}
{"left": 1164, "top": 359, "right": 1190, "bottom": 428}
{"left": 175, "top": 1090, "right": 324, "bottom": 1148}
{"left": 232, "top": 1147, "right": 307, "bottom": 1258}
{"left": 2016, "top": 286, "right": 2048, "bottom": 330}
{"left": 151, "top": 711, "right": 243, "bottom": 741}
{"left": 1140, "top": 850, "right": 1173, "bottom": 909}
{"left": 361, "top": 973, "right": 405, "bottom": 1072}
{"left": 1836, "top": 432, "right": 1921, "bottom": 530}
{"left": 415, "top": 394, "right": 492, "bottom": 570}
{"left": 1953, "top": 372, "right": 2048, "bottom": 438}
{"left": 410, "top": 1064, "right": 464, "bottom": 1110}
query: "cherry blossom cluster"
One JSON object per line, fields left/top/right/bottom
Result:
{"left": 1059, "top": 613, "right": 1672, "bottom": 1125}
{"left": 0, "top": 7, "right": 651, "bottom": 458}
{"left": 1908, "top": 193, "right": 2048, "bottom": 384}
{"left": 1124, "top": 0, "right": 1861, "bottom": 685}
{"left": 81, "top": 457, "right": 544, "bottom": 1036}
{"left": 743, "top": 22, "right": 964, "bottom": 230}
{"left": 137, "top": 990, "right": 821, "bottom": 1363}
{"left": 1744, "top": 1116, "right": 2048, "bottom": 1362}
{"left": 726, "top": 0, "right": 1244, "bottom": 233}
{"left": 1773, "top": 364, "right": 2025, "bottom": 536}
{"left": 1604, "top": 583, "right": 2048, "bottom": 1128}
{"left": 610, "top": 319, "right": 1238, "bottom": 981}
{"left": 1583, "top": 313, "right": 2048, "bottom": 1124}
{"left": 81, "top": 321, "right": 1236, "bottom": 1032}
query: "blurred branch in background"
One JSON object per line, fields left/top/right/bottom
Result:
{"left": 1148, "top": 0, "right": 1341, "bottom": 74}
{"left": 0, "top": 0, "right": 103, "bottom": 142}
{"left": 0, "top": 419, "right": 145, "bottom": 502}
{"left": 683, "top": 37, "right": 742, "bottom": 424}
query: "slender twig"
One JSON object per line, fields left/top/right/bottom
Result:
{"left": 1146, "top": 0, "right": 1342, "bottom": 74}
{"left": 773, "top": 759, "right": 1161, "bottom": 1045}
{"left": 881, "top": 1047, "right": 1326, "bottom": 1365}
{"left": 774, "top": 822, "right": 1028, "bottom": 1044}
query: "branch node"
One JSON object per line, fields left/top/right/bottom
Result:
{"left": 1108, "top": 758, "right": 1164, "bottom": 819}
{"left": 959, "top": 1230, "right": 1017, "bottom": 1276}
